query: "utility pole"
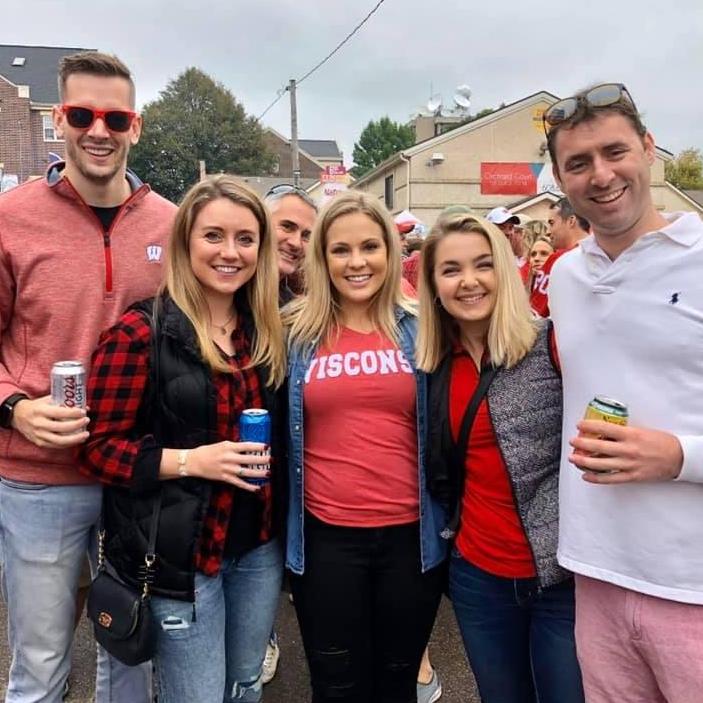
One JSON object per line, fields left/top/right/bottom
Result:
{"left": 289, "top": 79, "right": 301, "bottom": 187}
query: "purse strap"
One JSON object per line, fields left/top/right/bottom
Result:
{"left": 445, "top": 362, "right": 499, "bottom": 536}
{"left": 452, "top": 362, "right": 499, "bottom": 469}
{"left": 139, "top": 492, "right": 162, "bottom": 600}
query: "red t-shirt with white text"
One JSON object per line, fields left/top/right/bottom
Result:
{"left": 303, "top": 327, "right": 419, "bottom": 527}
{"left": 530, "top": 248, "right": 570, "bottom": 318}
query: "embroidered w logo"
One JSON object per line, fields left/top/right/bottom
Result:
{"left": 146, "top": 245, "right": 162, "bottom": 262}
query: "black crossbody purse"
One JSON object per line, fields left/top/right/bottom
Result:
{"left": 86, "top": 495, "right": 162, "bottom": 666}
{"left": 86, "top": 304, "right": 164, "bottom": 666}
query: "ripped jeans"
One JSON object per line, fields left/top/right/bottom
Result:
{"left": 290, "top": 514, "right": 444, "bottom": 703}
{"left": 149, "top": 538, "right": 283, "bottom": 703}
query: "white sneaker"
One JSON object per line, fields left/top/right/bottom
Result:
{"left": 417, "top": 668, "right": 443, "bottom": 703}
{"left": 262, "top": 635, "right": 280, "bottom": 685}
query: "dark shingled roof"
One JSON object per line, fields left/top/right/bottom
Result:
{"left": 298, "top": 139, "right": 341, "bottom": 159}
{"left": 684, "top": 190, "right": 703, "bottom": 207}
{"left": 0, "top": 44, "right": 94, "bottom": 104}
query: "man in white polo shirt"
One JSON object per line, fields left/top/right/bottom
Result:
{"left": 546, "top": 83, "right": 703, "bottom": 702}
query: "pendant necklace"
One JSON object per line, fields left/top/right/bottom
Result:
{"left": 212, "top": 310, "right": 236, "bottom": 336}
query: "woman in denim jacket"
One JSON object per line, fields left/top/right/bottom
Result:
{"left": 283, "top": 191, "right": 446, "bottom": 703}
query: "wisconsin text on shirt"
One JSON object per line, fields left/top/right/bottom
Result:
{"left": 305, "top": 349, "right": 413, "bottom": 383}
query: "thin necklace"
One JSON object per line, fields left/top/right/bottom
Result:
{"left": 211, "top": 310, "right": 236, "bottom": 336}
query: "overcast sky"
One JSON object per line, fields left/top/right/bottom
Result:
{"left": 5, "top": 1, "right": 703, "bottom": 168}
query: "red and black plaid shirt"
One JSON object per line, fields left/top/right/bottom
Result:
{"left": 80, "top": 309, "right": 272, "bottom": 576}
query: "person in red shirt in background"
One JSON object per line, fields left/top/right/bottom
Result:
{"left": 396, "top": 220, "right": 420, "bottom": 297}
{"left": 402, "top": 235, "right": 423, "bottom": 291}
{"left": 530, "top": 198, "right": 589, "bottom": 317}
{"left": 417, "top": 213, "right": 583, "bottom": 703}
{"left": 526, "top": 235, "right": 555, "bottom": 293}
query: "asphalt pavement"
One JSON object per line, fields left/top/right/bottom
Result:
{"left": 1, "top": 593, "right": 479, "bottom": 702}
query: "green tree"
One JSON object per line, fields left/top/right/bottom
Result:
{"left": 351, "top": 117, "right": 415, "bottom": 178}
{"left": 665, "top": 148, "right": 703, "bottom": 190}
{"left": 129, "top": 67, "right": 274, "bottom": 203}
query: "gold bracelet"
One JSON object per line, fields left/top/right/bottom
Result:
{"left": 177, "top": 449, "right": 189, "bottom": 477}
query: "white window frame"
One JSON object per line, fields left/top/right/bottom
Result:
{"left": 42, "top": 114, "right": 61, "bottom": 142}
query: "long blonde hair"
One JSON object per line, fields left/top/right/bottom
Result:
{"left": 417, "top": 213, "right": 537, "bottom": 371}
{"left": 284, "top": 191, "right": 414, "bottom": 348}
{"left": 161, "top": 174, "right": 285, "bottom": 387}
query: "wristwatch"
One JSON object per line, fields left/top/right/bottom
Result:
{"left": 0, "top": 393, "right": 29, "bottom": 429}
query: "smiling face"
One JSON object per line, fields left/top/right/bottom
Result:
{"left": 325, "top": 211, "right": 388, "bottom": 319}
{"left": 189, "top": 198, "right": 260, "bottom": 308}
{"left": 270, "top": 194, "right": 316, "bottom": 277}
{"left": 53, "top": 73, "right": 141, "bottom": 192}
{"left": 433, "top": 232, "right": 496, "bottom": 337}
{"left": 529, "top": 239, "right": 554, "bottom": 272}
{"left": 552, "top": 112, "right": 662, "bottom": 255}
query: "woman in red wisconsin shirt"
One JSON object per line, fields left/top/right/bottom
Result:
{"left": 417, "top": 213, "right": 584, "bottom": 703}
{"left": 283, "top": 192, "right": 446, "bottom": 702}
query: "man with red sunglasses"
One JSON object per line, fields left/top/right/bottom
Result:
{"left": 547, "top": 84, "right": 703, "bottom": 702}
{"left": 0, "top": 51, "right": 175, "bottom": 702}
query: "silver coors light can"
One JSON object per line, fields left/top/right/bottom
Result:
{"left": 51, "top": 361, "right": 87, "bottom": 409}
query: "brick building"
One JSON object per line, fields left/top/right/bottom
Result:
{"left": 263, "top": 127, "right": 342, "bottom": 179}
{"left": 0, "top": 44, "right": 93, "bottom": 188}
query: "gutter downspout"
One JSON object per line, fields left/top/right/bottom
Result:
{"left": 399, "top": 152, "right": 411, "bottom": 210}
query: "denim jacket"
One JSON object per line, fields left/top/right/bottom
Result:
{"left": 285, "top": 307, "right": 448, "bottom": 575}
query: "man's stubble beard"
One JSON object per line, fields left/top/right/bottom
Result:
{"left": 65, "top": 138, "right": 128, "bottom": 187}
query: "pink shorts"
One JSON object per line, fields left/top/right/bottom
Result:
{"left": 575, "top": 575, "right": 703, "bottom": 703}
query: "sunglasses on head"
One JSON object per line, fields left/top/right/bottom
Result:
{"left": 542, "top": 83, "right": 637, "bottom": 135}
{"left": 61, "top": 105, "right": 137, "bottom": 133}
{"left": 264, "top": 183, "right": 318, "bottom": 210}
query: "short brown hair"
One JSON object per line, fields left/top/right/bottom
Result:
{"left": 58, "top": 52, "right": 135, "bottom": 107}
{"left": 547, "top": 85, "right": 647, "bottom": 167}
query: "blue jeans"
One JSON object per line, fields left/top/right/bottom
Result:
{"left": 0, "top": 477, "right": 150, "bottom": 703}
{"left": 449, "top": 551, "right": 584, "bottom": 703}
{"left": 149, "top": 538, "right": 283, "bottom": 703}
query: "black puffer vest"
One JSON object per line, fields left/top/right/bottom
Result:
{"left": 102, "top": 295, "right": 286, "bottom": 601}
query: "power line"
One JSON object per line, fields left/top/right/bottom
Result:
{"left": 297, "top": 0, "right": 388, "bottom": 86}
{"left": 257, "top": 86, "right": 288, "bottom": 121}
{"left": 257, "top": 0, "right": 389, "bottom": 120}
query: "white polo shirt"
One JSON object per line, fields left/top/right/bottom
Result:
{"left": 550, "top": 212, "right": 703, "bottom": 604}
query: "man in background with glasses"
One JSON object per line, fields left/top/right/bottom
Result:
{"left": 547, "top": 83, "right": 703, "bottom": 701}
{"left": 0, "top": 51, "right": 175, "bottom": 702}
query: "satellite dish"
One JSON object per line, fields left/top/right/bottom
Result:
{"left": 426, "top": 95, "right": 443, "bottom": 114}
{"left": 453, "top": 84, "right": 472, "bottom": 109}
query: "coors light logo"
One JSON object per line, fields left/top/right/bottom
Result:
{"left": 51, "top": 361, "right": 87, "bottom": 409}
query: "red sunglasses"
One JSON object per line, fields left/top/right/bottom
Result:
{"left": 61, "top": 105, "right": 137, "bottom": 133}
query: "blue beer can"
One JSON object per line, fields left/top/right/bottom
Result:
{"left": 239, "top": 409, "right": 271, "bottom": 485}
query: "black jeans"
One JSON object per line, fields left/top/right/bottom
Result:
{"left": 290, "top": 513, "right": 445, "bottom": 703}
